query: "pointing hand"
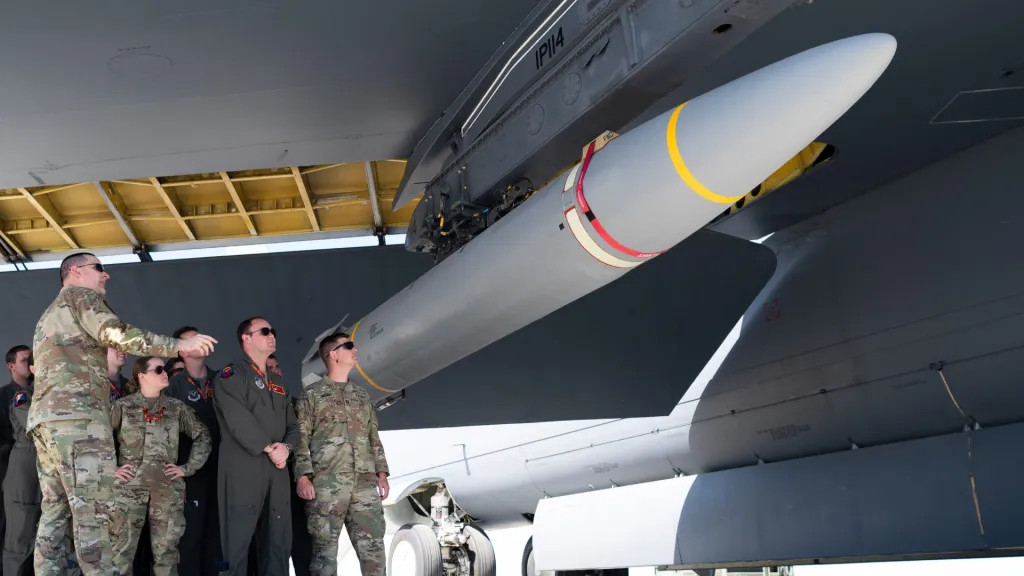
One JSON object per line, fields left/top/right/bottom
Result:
{"left": 178, "top": 334, "right": 218, "bottom": 357}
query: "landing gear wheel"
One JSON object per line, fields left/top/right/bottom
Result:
{"left": 465, "top": 525, "right": 496, "bottom": 576}
{"left": 522, "top": 536, "right": 536, "bottom": 576}
{"left": 388, "top": 524, "right": 442, "bottom": 576}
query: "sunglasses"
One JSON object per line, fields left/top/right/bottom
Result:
{"left": 332, "top": 341, "right": 355, "bottom": 352}
{"left": 78, "top": 262, "right": 105, "bottom": 273}
{"left": 247, "top": 327, "right": 277, "bottom": 337}
{"left": 146, "top": 365, "right": 165, "bottom": 375}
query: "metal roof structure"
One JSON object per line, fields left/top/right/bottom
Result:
{"left": 0, "top": 160, "right": 416, "bottom": 263}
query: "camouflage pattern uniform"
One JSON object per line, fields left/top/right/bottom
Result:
{"left": 3, "top": 386, "right": 80, "bottom": 576}
{"left": 110, "top": 393, "right": 211, "bottom": 576}
{"left": 29, "top": 285, "right": 180, "bottom": 575}
{"left": 213, "top": 356, "right": 298, "bottom": 576}
{"left": 293, "top": 377, "right": 389, "bottom": 576}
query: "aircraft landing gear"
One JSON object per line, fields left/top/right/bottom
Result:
{"left": 388, "top": 485, "right": 496, "bottom": 576}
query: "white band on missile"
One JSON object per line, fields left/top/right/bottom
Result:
{"left": 563, "top": 164, "right": 581, "bottom": 193}
{"left": 563, "top": 206, "right": 639, "bottom": 269}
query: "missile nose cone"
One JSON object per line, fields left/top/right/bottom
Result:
{"left": 668, "top": 33, "right": 897, "bottom": 203}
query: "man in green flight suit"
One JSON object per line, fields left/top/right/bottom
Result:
{"left": 294, "top": 332, "right": 390, "bottom": 576}
{"left": 28, "top": 252, "right": 218, "bottom": 576}
{"left": 213, "top": 317, "right": 298, "bottom": 576}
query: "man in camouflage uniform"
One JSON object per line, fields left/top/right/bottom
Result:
{"left": 213, "top": 317, "right": 297, "bottom": 576}
{"left": 28, "top": 252, "right": 217, "bottom": 576}
{"left": 293, "top": 332, "right": 390, "bottom": 576}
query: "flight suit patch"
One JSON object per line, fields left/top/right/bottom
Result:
{"left": 254, "top": 378, "right": 265, "bottom": 390}
{"left": 219, "top": 366, "right": 234, "bottom": 379}
{"left": 187, "top": 390, "right": 201, "bottom": 402}
{"left": 13, "top": 391, "right": 27, "bottom": 407}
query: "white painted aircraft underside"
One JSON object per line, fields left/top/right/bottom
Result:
{"left": 1, "top": 1, "right": 1023, "bottom": 575}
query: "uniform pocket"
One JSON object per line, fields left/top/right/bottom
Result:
{"left": 71, "top": 436, "right": 103, "bottom": 489}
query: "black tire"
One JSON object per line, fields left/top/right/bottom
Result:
{"left": 521, "top": 536, "right": 535, "bottom": 576}
{"left": 465, "top": 525, "right": 496, "bottom": 576}
{"left": 388, "top": 523, "right": 443, "bottom": 576}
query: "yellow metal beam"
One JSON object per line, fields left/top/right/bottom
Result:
{"left": 249, "top": 207, "right": 308, "bottom": 216}
{"left": 364, "top": 161, "right": 384, "bottom": 232}
{"left": 5, "top": 228, "right": 54, "bottom": 235}
{"left": 300, "top": 164, "right": 344, "bottom": 175}
{"left": 0, "top": 225, "right": 25, "bottom": 258}
{"left": 149, "top": 178, "right": 197, "bottom": 240}
{"left": 229, "top": 173, "right": 293, "bottom": 183}
{"left": 93, "top": 182, "right": 141, "bottom": 246}
{"left": 161, "top": 178, "right": 223, "bottom": 187}
{"left": 220, "top": 172, "right": 257, "bottom": 236}
{"left": 111, "top": 180, "right": 153, "bottom": 187}
{"left": 127, "top": 215, "right": 177, "bottom": 223}
{"left": 33, "top": 183, "right": 82, "bottom": 196}
{"left": 17, "top": 187, "right": 79, "bottom": 249}
{"left": 290, "top": 167, "right": 321, "bottom": 232}
{"left": 62, "top": 218, "right": 117, "bottom": 229}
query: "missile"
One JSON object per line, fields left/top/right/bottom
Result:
{"left": 301, "top": 33, "right": 898, "bottom": 401}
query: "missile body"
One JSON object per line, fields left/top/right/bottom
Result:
{"left": 301, "top": 34, "right": 898, "bottom": 400}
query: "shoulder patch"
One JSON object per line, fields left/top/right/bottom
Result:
{"left": 219, "top": 365, "right": 235, "bottom": 379}
{"left": 13, "top": 391, "right": 28, "bottom": 407}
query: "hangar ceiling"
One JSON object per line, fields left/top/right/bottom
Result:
{"left": 0, "top": 160, "right": 416, "bottom": 261}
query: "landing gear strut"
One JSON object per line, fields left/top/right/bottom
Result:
{"left": 388, "top": 485, "right": 496, "bottom": 576}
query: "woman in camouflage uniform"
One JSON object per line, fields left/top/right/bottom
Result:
{"left": 110, "top": 357, "right": 212, "bottom": 576}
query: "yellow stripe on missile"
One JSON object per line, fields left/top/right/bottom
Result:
{"left": 666, "top": 102, "right": 746, "bottom": 205}
{"left": 350, "top": 320, "right": 400, "bottom": 394}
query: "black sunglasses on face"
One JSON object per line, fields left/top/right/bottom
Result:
{"left": 332, "top": 341, "right": 355, "bottom": 352}
{"left": 147, "top": 366, "right": 165, "bottom": 375}
{"left": 248, "top": 327, "right": 277, "bottom": 337}
{"left": 78, "top": 262, "right": 105, "bottom": 273}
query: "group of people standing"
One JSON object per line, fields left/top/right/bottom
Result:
{"left": 0, "top": 252, "right": 393, "bottom": 576}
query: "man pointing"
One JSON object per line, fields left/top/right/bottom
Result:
{"left": 29, "top": 252, "right": 217, "bottom": 575}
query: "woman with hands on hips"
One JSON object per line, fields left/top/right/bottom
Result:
{"left": 110, "top": 356, "right": 212, "bottom": 575}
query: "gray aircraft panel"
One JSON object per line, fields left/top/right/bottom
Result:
{"left": 685, "top": 124, "right": 1024, "bottom": 472}
{"left": 675, "top": 429, "right": 990, "bottom": 565}
{"left": 0, "top": 0, "right": 543, "bottom": 187}
{"left": 970, "top": 424, "right": 1024, "bottom": 549}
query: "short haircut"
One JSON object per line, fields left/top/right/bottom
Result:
{"left": 59, "top": 252, "right": 96, "bottom": 285}
{"left": 5, "top": 345, "right": 29, "bottom": 366}
{"left": 173, "top": 325, "right": 198, "bottom": 339}
{"left": 236, "top": 317, "right": 265, "bottom": 346}
{"left": 165, "top": 357, "right": 184, "bottom": 369}
{"left": 268, "top": 353, "right": 278, "bottom": 361}
{"left": 318, "top": 332, "right": 351, "bottom": 364}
